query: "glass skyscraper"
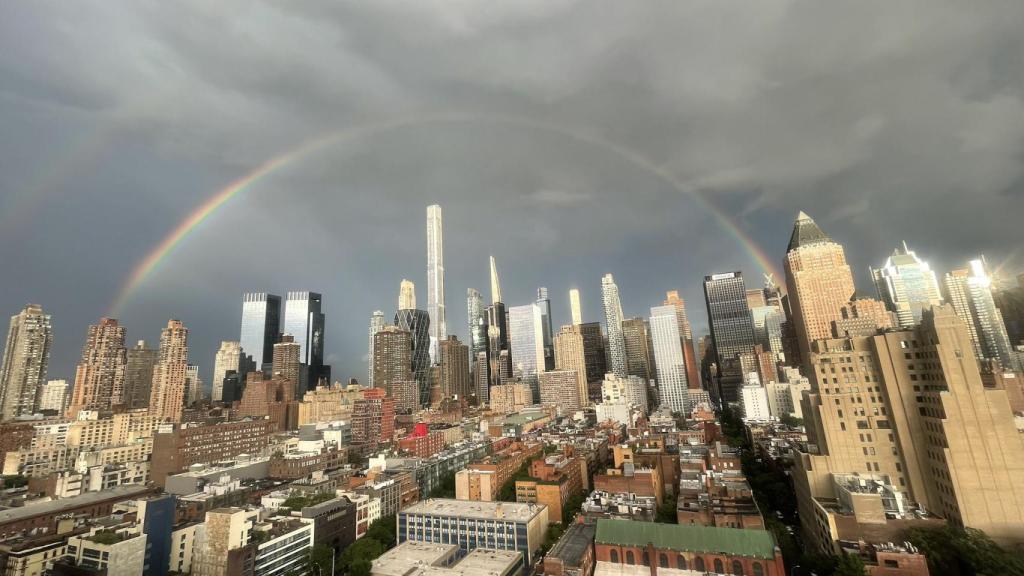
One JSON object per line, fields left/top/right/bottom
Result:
{"left": 945, "top": 259, "right": 1019, "bottom": 371}
{"left": 704, "top": 271, "right": 756, "bottom": 402}
{"left": 508, "top": 303, "right": 545, "bottom": 403}
{"left": 536, "top": 287, "right": 554, "bottom": 370}
{"left": 649, "top": 305, "right": 689, "bottom": 413}
{"left": 283, "top": 291, "right": 325, "bottom": 388}
{"left": 239, "top": 293, "right": 281, "bottom": 368}
{"left": 871, "top": 242, "right": 943, "bottom": 328}
{"left": 395, "top": 308, "right": 431, "bottom": 407}
{"left": 426, "top": 205, "right": 447, "bottom": 364}
{"left": 367, "top": 310, "right": 385, "bottom": 388}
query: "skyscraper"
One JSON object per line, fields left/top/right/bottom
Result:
{"left": 373, "top": 326, "right": 415, "bottom": 410}
{"left": 578, "top": 322, "right": 607, "bottom": 388}
{"left": 239, "top": 293, "right": 281, "bottom": 368}
{"left": 663, "top": 291, "right": 701, "bottom": 389}
{"left": 569, "top": 288, "right": 583, "bottom": 326}
{"left": 212, "top": 341, "right": 243, "bottom": 402}
{"left": 944, "top": 259, "right": 1018, "bottom": 370}
{"left": 490, "top": 256, "right": 502, "bottom": 305}
{"left": 783, "top": 211, "right": 856, "bottom": 362}
{"left": 871, "top": 242, "right": 943, "bottom": 328}
{"left": 124, "top": 340, "right": 158, "bottom": 410}
{"left": 508, "top": 303, "right": 545, "bottom": 402}
{"left": 184, "top": 364, "right": 202, "bottom": 405}
{"left": 272, "top": 335, "right": 302, "bottom": 393}
{"left": 0, "top": 304, "right": 52, "bottom": 420}
{"left": 438, "top": 335, "right": 471, "bottom": 402}
{"left": 283, "top": 291, "right": 326, "bottom": 389}
{"left": 553, "top": 325, "right": 589, "bottom": 410}
{"left": 426, "top": 205, "right": 447, "bottom": 364}
{"left": 703, "top": 272, "right": 756, "bottom": 402}
{"left": 536, "top": 287, "right": 554, "bottom": 371}
{"left": 467, "top": 289, "right": 487, "bottom": 359}
{"left": 601, "top": 274, "right": 627, "bottom": 378}
{"left": 367, "top": 310, "right": 385, "bottom": 388}
{"left": 68, "top": 317, "right": 127, "bottom": 416}
{"left": 486, "top": 304, "right": 510, "bottom": 387}
{"left": 649, "top": 305, "right": 689, "bottom": 413}
{"left": 149, "top": 319, "right": 189, "bottom": 422}
{"left": 621, "top": 317, "right": 654, "bottom": 384}
{"left": 395, "top": 281, "right": 431, "bottom": 407}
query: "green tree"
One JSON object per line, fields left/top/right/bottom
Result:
{"left": 833, "top": 554, "right": 867, "bottom": 576}
{"left": 364, "top": 515, "right": 397, "bottom": 549}
{"left": 655, "top": 494, "right": 677, "bottom": 524}
{"left": 905, "top": 525, "right": 1024, "bottom": 576}
{"left": 349, "top": 558, "right": 373, "bottom": 576}
{"left": 779, "top": 414, "right": 804, "bottom": 428}
{"left": 338, "top": 538, "right": 385, "bottom": 575}
{"left": 307, "top": 544, "right": 335, "bottom": 575}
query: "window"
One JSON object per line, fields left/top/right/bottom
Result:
{"left": 660, "top": 554, "right": 669, "bottom": 568}
{"left": 626, "top": 551, "right": 635, "bottom": 565}
{"left": 678, "top": 556, "right": 688, "bottom": 570}
{"left": 732, "top": 560, "right": 744, "bottom": 575}
{"left": 753, "top": 562, "right": 764, "bottom": 576}
{"left": 695, "top": 557, "right": 705, "bottom": 572}
{"left": 714, "top": 559, "right": 725, "bottom": 573}
{"left": 610, "top": 550, "right": 618, "bottom": 563}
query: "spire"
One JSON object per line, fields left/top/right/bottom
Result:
{"left": 490, "top": 256, "right": 502, "bottom": 304}
{"left": 787, "top": 210, "right": 831, "bottom": 252}
{"left": 399, "top": 279, "right": 416, "bottom": 311}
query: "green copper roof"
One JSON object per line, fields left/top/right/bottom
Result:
{"left": 594, "top": 519, "right": 777, "bottom": 559}
{"left": 787, "top": 211, "right": 832, "bottom": 252}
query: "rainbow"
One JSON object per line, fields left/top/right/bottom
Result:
{"left": 110, "top": 114, "right": 783, "bottom": 314}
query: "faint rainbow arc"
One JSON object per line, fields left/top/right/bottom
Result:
{"left": 110, "top": 114, "right": 782, "bottom": 314}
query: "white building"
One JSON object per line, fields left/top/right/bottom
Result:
{"left": 211, "top": 341, "right": 244, "bottom": 402}
{"left": 648, "top": 305, "right": 689, "bottom": 413}
{"left": 595, "top": 402, "right": 630, "bottom": 426}
{"left": 601, "top": 274, "right": 628, "bottom": 378}
{"left": 252, "top": 517, "right": 314, "bottom": 576}
{"left": 740, "top": 375, "right": 771, "bottom": 423}
{"left": 38, "top": 379, "right": 69, "bottom": 413}
{"left": 600, "top": 374, "right": 648, "bottom": 413}
{"left": 170, "top": 522, "right": 201, "bottom": 575}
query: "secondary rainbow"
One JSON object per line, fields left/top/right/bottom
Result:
{"left": 110, "top": 114, "right": 783, "bottom": 314}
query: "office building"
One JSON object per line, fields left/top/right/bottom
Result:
{"left": 368, "top": 310, "right": 386, "bottom": 388}
{"left": 794, "top": 305, "right": 1024, "bottom": 551}
{"left": 649, "top": 305, "right": 688, "bottom": 413}
{"left": 663, "top": 291, "right": 700, "bottom": 390}
{"left": 427, "top": 204, "right": 447, "bottom": 364}
{"left": 474, "top": 351, "right": 490, "bottom": 406}
{"left": 398, "top": 499, "right": 549, "bottom": 568}
{"left": 239, "top": 292, "right": 281, "bottom": 368}
{"left": 553, "top": 325, "right": 589, "bottom": 410}
{"left": 944, "top": 259, "right": 1018, "bottom": 370}
{"left": 601, "top": 274, "right": 627, "bottom": 378}
{"left": 508, "top": 303, "right": 545, "bottom": 402}
{"left": 487, "top": 303, "right": 510, "bottom": 386}
{"left": 149, "top": 320, "right": 189, "bottom": 423}
{"left": 396, "top": 288, "right": 431, "bottom": 408}
{"left": 439, "top": 335, "right": 471, "bottom": 402}
{"left": 271, "top": 335, "right": 302, "bottom": 394}
{"left": 739, "top": 377, "right": 770, "bottom": 423}
{"left": 621, "top": 318, "right": 654, "bottom": 384}
{"left": 871, "top": 242, "right": 943, "bottom": 328}
{"left": 124, "top": 340, "right": 158, "bottom": 410}
{"left": 68, "top": 317, "right": 128, "bottom": 416}
{"left": 750, "top": 306, "right": 784, "bottom": 359}
{"left": 703, "top": 272, "right": 756, "bottom": 401}
{"left": 536, "top": 287, "right": 555, "bottom": 370}
{"left": 783, "top": 211, "right": 857, "bottom": 363}
{"left": 490, "top": 256, "right": 503, "bottom": 305}
{"left": 374, "top": 326, "right": 416, "bottom": 410}
{"left": 0, "top": 304, "right": 52, "bottom": 420}
{"left": 579, "top": 322, "right": 607, "bottom": 387}
{"left": 467, "top": 289, "right": 487, "bottom": 359}
{"left": 283, "top": 291, "right": 326, "bottom": 389}
{"left": 184, "top": 364, "right": 203, "bottom": 404}
{"left": 212, "top": 341, "right": 244, "bottom": 403}
{"left": 150, "top": 419, "right": 274, "bottom": 487}
{"left": 569, "top": 288, "right": 583, "bottom": 326}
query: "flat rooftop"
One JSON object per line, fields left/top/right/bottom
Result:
{"left": 0, "top": 485, "right": 152, "bottom": 525}
{"left": 448, "top": 549, "right": 522, "bottom": 576}
{"left": 401, "top": 499, "right": 546, "bottom": 522}
{"left": 373, "top": 542, "right": 458, "bottom": 576}
{"left": 547, "top": 522, "right": 596, "bottom": 565}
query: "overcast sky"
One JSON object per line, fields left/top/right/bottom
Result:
{"left": 2, "top": 1, "right": 1023, "bottom": 387}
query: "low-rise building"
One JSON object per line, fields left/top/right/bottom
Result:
{"left": 455, "top": 442, "right": 542, "bottom": 502}
{"left": 251, "top": 517, "right": 314, "bottom": 576}
{"left": 62, "top": 525, "right": 147, "bottom": 576}
{"left": 515, "top": 454, "right": 586, "bottom": 524}
{"left": 543, "top": 521, "right": 596, "bottom": 576}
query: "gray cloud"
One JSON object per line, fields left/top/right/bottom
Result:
{"left": 2, "top": 0, "right": 1023, "bottom": 386}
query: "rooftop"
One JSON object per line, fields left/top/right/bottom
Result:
{"left": 787, "top": 211, "right": 831, "bottom": 251}
{"left": 401, "top": 498, "right": 546, "bottom": 522}
{"left": 547, "top": 522, "right": 596, "bottom": 565}
{"left": 372, "top": 541, "right": 457, "bottom": 576}
{"left": 0, "top": 485, "right": 152, "bottom": 525}
{"left": 595, "top": 519, "right": 777, "bottom": 559}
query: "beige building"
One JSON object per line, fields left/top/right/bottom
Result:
{"left": 148, "top": 320, "right": 189, "bottom": 423}
{"left": 296, "top": 383, "right": 362, "bottom": 425}
{"left": 68, "top": 318, "right": 128, "bottom": 417}
{"left": 783, "top": 212, "right": 856, "bottom": 363}
{"left": 795, "top": 305, "right": 1024, "bottom": 551}
{"left": 192, "top": 507, "right": 260, "bottom": 576}
{"left": 211, "top": 341, "right": 243, "bottom": 403}
{"left": 553, "top": 325, "right": 589, "bottom": 409}
{"left": 489, "top": 382, "right": 532, "bottom": 414}
{"left": 0, "top": 304, "right": 52, "bottom": 420}
{"left": 539, "top": 370, "right": 584, "bottom": 414}
{"left": 438, "top": 336, "right": 471, "bottom": 402}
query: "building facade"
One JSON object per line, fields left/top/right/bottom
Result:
{"left": 601, "top": 274, "right": 628, "bottom": 379}
{"left": 149, "top": 320, "right": 189, "bottom": 423}
{"left": 0, "top": 304, "right": 52, "bottom": 420}
{"left": 239, "top": 292, "right": 281, "bottom": 368}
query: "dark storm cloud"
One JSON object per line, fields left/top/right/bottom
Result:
{"left": 2, "top": 1, "right": 1023, "bottom": 385}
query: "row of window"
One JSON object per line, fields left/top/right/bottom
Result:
{"left": 607, "top": 549, "right": 765, "bottom": 576}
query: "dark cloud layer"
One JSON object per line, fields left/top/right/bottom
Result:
{"left": 2, "top": 1, "right": 1023, "bottom": 386}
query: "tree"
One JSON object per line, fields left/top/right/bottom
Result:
{"left": 337, "top": 538, "right": 385, "bottom": 575}
{"left": 779, "top": 414, "right": 804, "bottom": 428}
{"left": 655, "top": 494, "right": 677, "bottom": 524}
{"left": 904, "top": 525, "right": 1024, "bottom": 576}
{"left": 364, "top": 515, "right": 397, "bottom": 549}
{"left": 307, "top": 544, "right": 335, "bottom": 575}
{"left": 349, "top": 558, "right": 373, "bottom": 576}
{"left": 833, "top": 553, "right": 867, "bottom": 576}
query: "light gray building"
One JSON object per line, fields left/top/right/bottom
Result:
{"left": 0, "top": 304, "right": 52, "bottom": 420}
{"left": 649, "top": 305, "right": 689, "bottom": 413}
{"left": 601, "top": 274, "right": 627, "bottom": 378}
{"left": 427, "top": 204, "right": 447, "bottom": 365}
{"left": 508, "top": 303, "right": 545, "bottom": 403}
{"left": 872, "top": 242, "right": 943, "bottom": 328}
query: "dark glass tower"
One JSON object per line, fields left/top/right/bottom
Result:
{"left": 703, "top": 271, "right": 756, "bottom": 402}
{"left": 283, "top": 291, "right": 326, "bottom": 389}
{"left": 239, "top": 293, "right": 281, "bottom": 368}
{"left": 395, "top": 308, "right": 431, "bottom": 407}
{"left": 536, "top": 287, "right": 554, "bottom": 371}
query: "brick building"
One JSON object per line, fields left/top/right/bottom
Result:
{"left": 150, "top": 419, "right": 274, "bottom": 487}
{"left": 351, "top": 388, "right": 396, "bottom": 452}
{"left": 515, "top": 453, "right": 587, "bottom": 523}
{"left": 234, "top": 372, "right": 299, "bottom": 431}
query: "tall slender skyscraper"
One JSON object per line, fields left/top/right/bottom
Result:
{"left": 871, "top": 242, "right": 943, "bottom": 328}
{"left": 149, "top": 319, "right": 189, "bottom": 422}
{"left": 490, "top": 256, "right": 502, "bottom": 305}
{"left": 367, "top": 310, "right": 385, "bottom": 388}
{"left": 212, "top": 341, "right": 244, "bottom": 402}
{"left": 569, "top": 289, "right": 583, "bottom": 326}
{"left": 703, "top": 272, "right": 757, "bottom": 402}
{"left": 536, "top": 287, "right": 554, "bottom": 371}
{"left": 649, "top": 305, "right": 689, "bottom": 413}
{"left": 783, "top": 211, "right": 856, "bottom": 362}
{"left": 239, "top": 293, "right": 281, "bottom": 368}
{"left": 663, "top": 291, "right": 700, "bottom": 389}
{"left": 395, "top": 280, "right": 431, "bottom": 407}
{"left": 0, "top": 304, "right": 52, "bottom": 420}
{"left": 601, "top": 274, "right": 627, "bottom": 378}
{"left": 508, "top": 303, "right": 545, "bottom": 403}
{"left": 68, "top": 318, "right": 128, "bottom": 416}
{"left": 467, "top": 289, "right": 487, "bottom": 358}
{"left": 426, "top": 205, "right": 447, "bottom": 364}
{"left": 283, "top": 291, "right": 326, "bottom": 389}
{"left": 944, "top": 259, "right": 1018, "bottom": 370}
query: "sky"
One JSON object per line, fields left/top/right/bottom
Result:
{"left": 2, "top": 1, "right": 1023, "bottom": 388}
